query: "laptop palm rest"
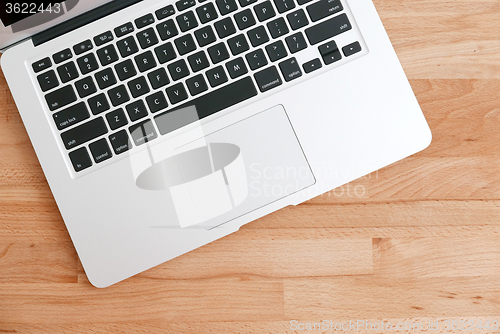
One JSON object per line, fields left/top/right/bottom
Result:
{"left": 137, "top": 104, "right": 315, "bottom": 230}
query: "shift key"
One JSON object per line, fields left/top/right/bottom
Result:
{"left": 45, "top": 85, "right": 77, "bottom": 111}
{"left": 305, "top": 13, "right": 351, "bottom": 45}
{"left": 61, "top": 117, "right": 108, "bottom": 150}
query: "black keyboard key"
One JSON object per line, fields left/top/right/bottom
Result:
{"left": 74, "top": 40, "right": 93, "bottom": 55}
{"left": 129, "top": 120, "right": 158, "bottom": 146}
{"left": 166, "top": 82, "right": 188, "bottom": 104}
{"left": 146, "top": 91, "right": 169, "bottom": 113}
{"left": 75, "top": 76, "right": 97, "bottom": 98}
{"left": 279, "top": 57, "right": 302, "bottom": 81}
{"left": 208, "top": 43, "right": 230, "bottom": 63}
{"left": 267, "top": 17, "right": 289, "bottom": 38}
{"left": 128, "top": 76, "right": 150, "bottom": 98}
{"left": 57, "top": 62, "right": 79, "bottom": 83}
{"left": 206, "top": 65, "right": 228, "bottom": 87}
{"left": 148, "top": 68, "right": 170, "bottom": 89}
{"left": 37, "top": 70, "right": 59, "bottom": 92}
{"left": 298, "top": 0, "right": 313, "bottom": 4}
{"left": 156, "top": 19, "right": 179, "bottom": 40}
{"left": 216, "top": 0, "right": 237, "bottom": 15}
{"left": 285, "top": 32, "right": 307, "bottom": 53}
{"left": 126, "top": 100, "right": 149, "bottom": 122}
{"left": 53, "top": 49, "right": 72, "bottom": 64}
{"left": 194, "top": 26, "right": 216, "bottom": 47}
{"left": 305, "top": 13, "right": 351, "bottom": 45}
{"left": 77, "top": 54, "right": 99, "bottom": 75}
{"left": 97, "top": 44, "right": 119, "bottom": 66}
{"left": 155, "top": 77, "right": 257, "bottom": 135}
{"left": 226, "top": 57, "right": 248, "bottom": 78}
{"left": 318, "top": 40, "right": 338, "bottom": 55}
{"left": 176, "top": 0, "right": 196, "bottom": 11}
{"left": 117, "top": 36, "right": 139, "bottom": 57}
{"left": 306, "top": 0, "right": 342, "bottom": 22}
{"left": 186, "top": 74, "right": 208, "bottom": 96}
{"left": 238, "top": 0, "right": 257, "bottom": 7}
{"left": 322, "top": 49, "right": 342, "bottom": 64}
{"left": 176, "top": 11, "right": 198, "bottom": 32}
{"left": 53, "top": 102, "right": 90, "bottom": 130}
{"left": 168, "top": 59, "right": 190, "bottom": 81}
{"left": 135, "top": 51, "right": 157, "bottom": 72}
{"left": 137, "top": 28, "right": 159, "bottom": 49}
{"left": 108, "top": 85, "right": 130, "bottom": 107}
{"left": 154, "top": 42, "right": 177, "bottom": 63}
{"left": 234, "top": 9, "right": 256, "bottom": 30}
{"left": 254, "top": 1, "right": 276, "bottom": 22}
{"left": 33, "top": 57, "right": 52, "bottom": 73}
{"left": 245, "top": 49, "right": 268, "bottom": 70}
{"left": 254, "top": 66, "right": 282, "bottom": 92}
{"left": 174, "top": 34, "right": 197, "bottom": 55}
{"left": 188, "top": 51, "right": 210, "bottom": 72}
{"left": 88, "top": 93, "right": 110, "bottom": 115}
{"left": 274, "top": 0, "right": 295, "bottom": 13}
{"left": 214, "top": 17, "right": 236, "bottom": 38}
{"left": 302, "top": 58, "right": 322, "bottom": 73}
{"left": 69, "top": 147, "right": 92, "bottom": 172}
{"left": 61, "top": 117, "right": 108, "bottom": 150}
{"left": 106, "top": 108, "right": 128, "bottom": 130}
{"left": 227, "top": 34, "right": 249, "bottom": 55}
{"left": 109, "top": 130, "right": 132, "bottom": 155}
{"left": 342, "top": 41, "right": 362, "bottom": 57}
{"left": 247, "top": 26, "right": 269, "bottom": 47}
{"left": 89, "top": 139, "right": 113, "bottom": 164}
{"left": 319, "top": 40, "right": 341, "bottom": 64}
{"left": 94, "top": 31, "right": 114, "bottom": 46}
{"left": 95, "top": 68, "right": 117, "bottom": 90}
{"left": 287, "top": 9, "right": 308, "bottom": 30}
{"left": 156, "top": 5, "right": 176, "bottom": 20}
{"left": 265, "top": 40, "right": 288, "bottom": 61}
{"left": 45, "top": 85, "right": 77, "bottom": 111}
{"left": 196, "top": 3, "right": 218, "bottom": 24}
{"left": 115, "top": 59, "right": 137, "bottom": 81}
{"left": 114, "top": 22, "right": 134, "bottom": 37}
{"left": 135, "top": 13, "right": 155, "bottom": 29}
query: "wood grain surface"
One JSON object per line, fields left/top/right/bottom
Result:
{"left": 1, "top": 0, "right": 500, "bottom": 332}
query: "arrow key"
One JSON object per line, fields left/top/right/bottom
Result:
{"left": 342, "top": 41, "right": 362, "bottom": 57}
{"left": 318, "top": 40, "right": 342, "bottom": 65}
{"left": 302, "top": 58, "right": 322, "bottom": 74}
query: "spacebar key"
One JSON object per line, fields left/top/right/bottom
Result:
{"left": 155, "top": 77, "right": 258, "bottom": 135}
{"left": 305, "top": 13, "right": 352, "bottom": 45}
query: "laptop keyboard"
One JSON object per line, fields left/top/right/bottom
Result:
{"left": 32, "top": 0, "right": 363, "bottom": 174}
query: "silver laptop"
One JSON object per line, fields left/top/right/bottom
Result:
{"left": 0, "top": 0, "right": 431, "bottom": 287}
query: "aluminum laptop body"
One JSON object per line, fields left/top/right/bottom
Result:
{"left": 0, "top": 0, "right": 431, "bottom": 287}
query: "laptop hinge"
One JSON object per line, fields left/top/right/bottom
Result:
{"left": 32, "top": 0, "right": 143, "bottom": 46}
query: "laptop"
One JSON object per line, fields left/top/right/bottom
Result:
{"left": 0, "top": 0, "right": 431, "bottom": 287}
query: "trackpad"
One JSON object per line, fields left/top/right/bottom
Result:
{"left": 171, "top": 104, "right": 315, "bottom": 229}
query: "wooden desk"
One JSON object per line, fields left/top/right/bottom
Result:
{"left": 1, "top": 0, "right": 499, "bottom": 332}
